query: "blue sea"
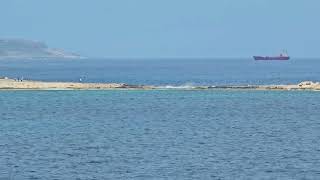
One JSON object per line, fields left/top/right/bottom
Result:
{"left": 1, "top": 58, "right": 320, "bottom": 179}
{"left": 0, "top": 58, "right": 319, "bottom": 86}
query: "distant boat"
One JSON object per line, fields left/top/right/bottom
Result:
{"left": 254, "top": 51, "right": 290, "bottom": 60}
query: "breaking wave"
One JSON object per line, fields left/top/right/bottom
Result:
{"left": 157, "top": 83, "right": 205, "bottom": 89}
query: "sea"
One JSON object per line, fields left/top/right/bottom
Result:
{"left": 1, "top": 58, "right": 320, "bottom": 179}
{"left": 0, "top": 58, "right": 319, "bottom": 86}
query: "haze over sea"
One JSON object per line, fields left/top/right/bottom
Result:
{"left": 1, "top": 58, "right": 320, "bottom": 179}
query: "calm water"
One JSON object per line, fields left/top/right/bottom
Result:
{"left": 1, "top": 59, "right": 320, "bottom": 179}
{"left": 0, "top": 58, "right": 319, "bottom": 85}
{"left": 1, "top": 90, "right": 320, "bottom": 179}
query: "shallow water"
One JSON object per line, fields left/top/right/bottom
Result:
{"left": 0, "top": 58, "right": 319, "bottom": 86}
{"left": 1, "top": 90, "right": 320, "bottom": 179}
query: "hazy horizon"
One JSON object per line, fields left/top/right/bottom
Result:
{"left": 2, "top": 0, "right": 320, "bottom": 58}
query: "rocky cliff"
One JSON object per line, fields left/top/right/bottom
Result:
{"left": 0, "top": 39, "right": 82, "bottom": 59}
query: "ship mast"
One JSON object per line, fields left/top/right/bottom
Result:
{"left": 282, "top": 49, "right": 288, "bottom": 57}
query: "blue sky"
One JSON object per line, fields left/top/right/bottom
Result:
{"left": 1, "top": 0, "right": 319, "bottom": 58}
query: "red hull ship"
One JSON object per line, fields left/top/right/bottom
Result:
{"left": 254, "top": 51, "right": 290, "bottom": 60}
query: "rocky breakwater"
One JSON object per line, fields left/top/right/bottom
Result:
{"left": 0, "top": 77, "right": 319, "bottom": 91}
{"left": 0, "top": 78, "right": 153, "bottom": 90}
{"left": 201, "top": 81, "right": 320, "bottom": 91}
{"left": 257, "top": 81, "right": 320, "bottom": 91}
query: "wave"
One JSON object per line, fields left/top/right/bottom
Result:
{"left": 157, "top": 83, "right": 205, "bottom": 89}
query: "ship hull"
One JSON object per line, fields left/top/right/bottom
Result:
{"left": 253, "top": 56, "right": 290, "bottom": 60}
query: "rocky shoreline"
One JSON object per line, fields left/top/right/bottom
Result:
{"left": 0, "top": 78, "right": 152, "bottom": 90}
{"left": 203, "top": 81, "right": 320, "bottom": 91}
{"left": 0, "top": 78, "right": 319, "bottom": 91}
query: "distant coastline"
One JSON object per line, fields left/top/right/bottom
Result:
{"left": 0, "top": 38, "right": 84, "bottom": 59}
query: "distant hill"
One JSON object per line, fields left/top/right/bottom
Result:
{"left": 0, "top": 39, "right": 83, "bottom": 59}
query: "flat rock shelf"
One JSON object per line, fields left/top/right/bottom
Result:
{"left": 0, "top": 78, "right": 152, "bottom": 90}
{"left": 0, "top": 78, "right": 319, "bottom": 91}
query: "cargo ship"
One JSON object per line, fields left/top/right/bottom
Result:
{"left": 254, "top": 51, "right": 290, "bottom": 60}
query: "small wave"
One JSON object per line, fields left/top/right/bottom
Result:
{"left": 157, "top": 83, "right": 201, "bottom": 89}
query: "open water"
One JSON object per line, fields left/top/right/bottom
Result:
{"left": 0, "top": 58, "right": 319, "bottom": 86}
{"left": 1, "top": 59, "right": 320, "bottom": 179}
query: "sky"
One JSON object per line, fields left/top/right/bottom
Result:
{"left": 1, "top": 0, "right": 319, "bottom": 58}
